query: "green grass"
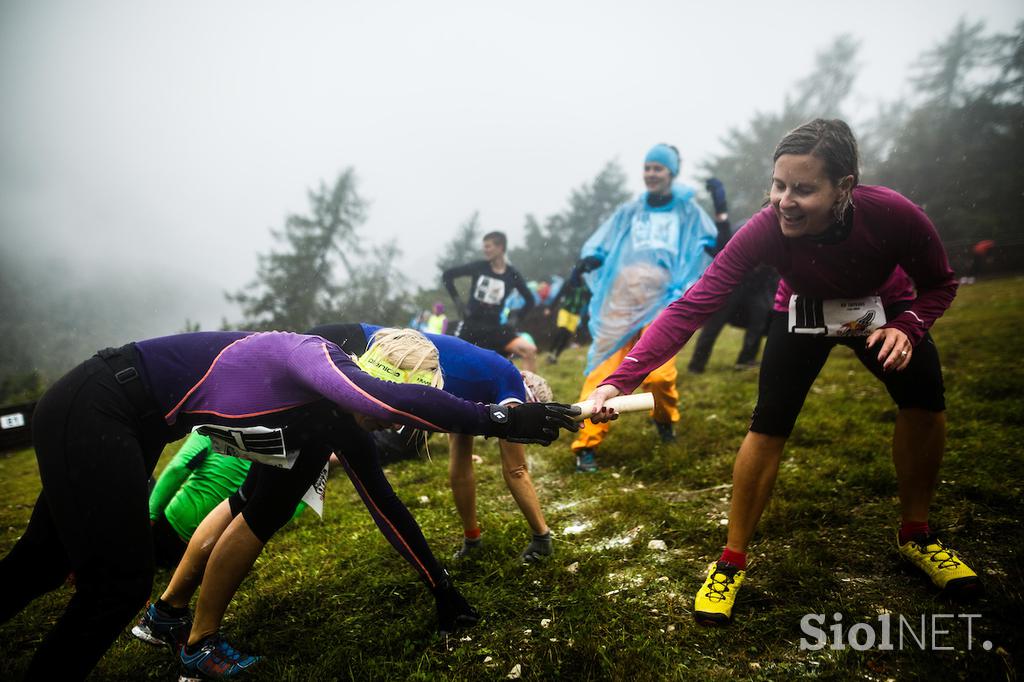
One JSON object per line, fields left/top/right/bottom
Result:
{"left": 2, "top": 277, "right": 1022, "bottom": 680}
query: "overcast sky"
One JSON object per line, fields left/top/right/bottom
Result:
{"left": 2, "top": 0, "right": 1021, "bottom": 329}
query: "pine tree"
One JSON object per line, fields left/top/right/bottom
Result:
{"left": 436, "top": 212, "right": 482, "bottom": 274}
{"left": 874, "top": 21, "right": 1024, "bottom": 248}
{"left": 507, "top": 161, "right": 630, "bottom": 281}
{"left": 910, "top": 18, "right": 992, "bottom": 109}
{"left": 702, "top": 36, "right": 861, "bottom": 223}
{"left": 227, "top": 168, "right": 414, "bottom": 330}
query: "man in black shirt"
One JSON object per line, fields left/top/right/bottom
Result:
{"left": 442, "top": 231, "right": 538, "bottom": 371}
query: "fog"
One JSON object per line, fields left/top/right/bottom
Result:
{"left": 1, "top": 0, "right": 1021, "bottom": 360}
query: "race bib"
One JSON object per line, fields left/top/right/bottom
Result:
{"left": 788, "top": 295, "right": 886, "bottom": 337}
{"left": 1, "top": 412, "right": 25, "bottom": 429}
{"left": 630, "top": 211, "right": 680, "bottom": 254}
{"left": 473, "top": 275, "right": 507, "bottom": 305}
{"left": 301, "top": 462, "right": 330, "bottom": 518}
{"left": 194, "top": 424, "right": 300, "bottom": 470}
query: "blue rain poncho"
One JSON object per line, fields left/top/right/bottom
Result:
{"left": 580, "top": 184, "right": 717, "bottom": 374}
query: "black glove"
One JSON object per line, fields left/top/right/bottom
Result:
{"left": 433, "top": 575, "right": 480, "bottom": 635}
{"left": 712, "top": 218, "right": 732, "bottom": 254}
{"left": 579, "top": 255, "right": 603, "bottom": 273}
{"left": 705, "top": 177, "right": 728, "bottom": 215}
{"left": 488, "top": 403, "right": 581, "bottom": 445}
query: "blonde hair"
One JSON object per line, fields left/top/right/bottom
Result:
{"left": 520, "top": 370, "right": 553, "bottom": 403}
{"left": 362, "top": 327, "right": 444, "bottom": 389}
{"left": 361, "top": 327, "right": 443, "bottom": 460}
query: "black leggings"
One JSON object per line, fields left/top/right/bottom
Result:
{"left": 228, "top": 443, "right": 334, "bottom": 544}
{"left": 688, "top": 275, "right": 774, "bottom": 372}
{"left": 750, "top": 311, "right": 946, "bottom": 437}
{"left": 228, "top": 415, "right": 447, "bottom": 589}
{"left": 224, "top": 402, "right": 348, "bottom": 543}
{"left": 549, "top": 327, "right": 573, "bottom": 358}
{"left": 0, "top": 355, "right": 174, "bottom": 680}
{"left": 335, "top": 427, "right": 447, "bottom": 590}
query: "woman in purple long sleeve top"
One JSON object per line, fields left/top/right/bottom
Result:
{"left": 587, "top": 119, "right": 979, "bottom": 626}
{"left": 0, "top": 330, "right": 577, "bottom": 679}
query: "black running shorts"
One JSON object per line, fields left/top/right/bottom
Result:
{"left": 750, "top": 309, "right": 946, "bottom": 437}
{"left": 456, "top": 320, "right": 519, "bottom": 354}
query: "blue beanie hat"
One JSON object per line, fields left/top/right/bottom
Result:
{"left": 644, "top": 144, "right": 680, "bottom": 176}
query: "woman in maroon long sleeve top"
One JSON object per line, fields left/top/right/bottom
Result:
{"left": 587, "top": 119, "right": 979, "bottom": 625}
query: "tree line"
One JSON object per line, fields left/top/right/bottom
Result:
{"left": 704, "top": 20, "right": 1023, "bottom": 269}
{"left": 232, "top": 20, "right": 1022, "bottom": 335}
{"left": 2, "top": 19, "right": 1021, "bottom": 403}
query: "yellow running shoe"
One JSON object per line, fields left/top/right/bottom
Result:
{"left": 694, "top": 561, "right": 745, "bottom": 625}
{"left": 897, "top": 533, "right": 981, "bottom": 594}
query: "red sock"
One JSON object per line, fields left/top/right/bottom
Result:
{"left": 464, "top": 527, "right": 481, "bottom": 541}
{"left": 899, "top": 520, "right": 930, "bottom": 544}
{"left": 719, "top": 547, "right": 747, "bottom": 570}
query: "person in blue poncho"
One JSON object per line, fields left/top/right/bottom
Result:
{"left": 572, "top": 144, "right": 718, "bottom": 472}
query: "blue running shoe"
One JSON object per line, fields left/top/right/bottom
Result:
{"left": 131, "top": 602, "right": 192, "bottom": 652}
{"left": 178, "top": 634, "right": 260, "bottom": 680}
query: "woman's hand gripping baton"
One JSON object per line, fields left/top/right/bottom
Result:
{"left": 573, "top": 392, "right": 654, "bottom": 423}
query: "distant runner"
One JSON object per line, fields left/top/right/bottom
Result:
{"left": 443, "top": 230, "right": 538, "bottom": 371}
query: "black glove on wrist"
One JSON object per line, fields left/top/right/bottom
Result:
{"left": 488, "top": 403, "right": 581, "bottom": 445}
{"left": 714, "top": 219, "right": 732, "bottom": 253}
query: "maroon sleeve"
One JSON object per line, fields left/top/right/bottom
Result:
{"left": 880, "top": 191, "right": 958, "bottom": 346}
{"left": 601, "top": 216, "right": 773, "bottom": 395}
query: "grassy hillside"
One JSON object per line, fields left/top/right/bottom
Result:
{"left": 2, "top": 277, "right": 1021, "bottom": 680}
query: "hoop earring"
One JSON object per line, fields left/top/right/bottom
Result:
{"left": 833, "top": 195, "right": 852, "bottom": 223}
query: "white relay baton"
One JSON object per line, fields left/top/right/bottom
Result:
{"left": 571, "top": 392, "right": 655, "bottom": 422}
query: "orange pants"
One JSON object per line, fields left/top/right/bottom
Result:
{"left": 571, "top": 333, "right": 679, "bottom": 452}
